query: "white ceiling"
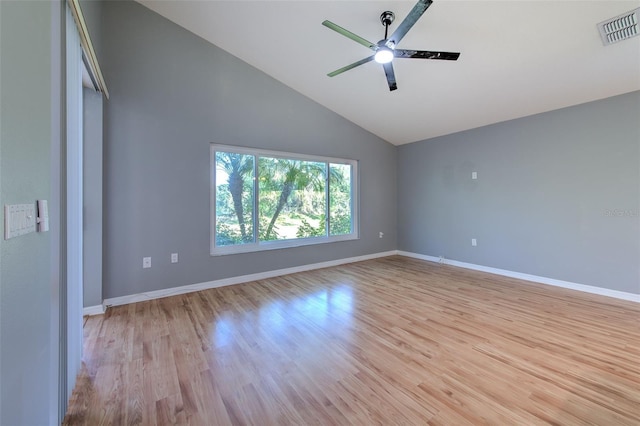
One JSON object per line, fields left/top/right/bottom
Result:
{"left": 137, "top": 0, "right": 640, "bottom": 145}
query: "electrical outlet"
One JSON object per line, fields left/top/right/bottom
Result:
{"left": 171, "top": 253, "right": 178, "bottom": 263}
{"left": 143, "top": 257, "right": 151, "bottom": 268}
{"left": 471, "top": 238, "right": 477, "bottom": 246}
{"left": 379, "top": 232, "right": 384, "bottom": 238}
{"left": 439, "top": 256, "right": 445, "bottom": 264}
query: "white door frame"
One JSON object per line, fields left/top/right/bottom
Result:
{"left": 62, "top": 2, "right": 84, "bottom": 415}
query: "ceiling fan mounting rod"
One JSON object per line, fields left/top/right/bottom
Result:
{"left": 380, "top": 11, "right": 395, "bottom": 39}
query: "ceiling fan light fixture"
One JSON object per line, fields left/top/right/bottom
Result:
{"left": 374, "top": 48, "right": 394, "bottom": 64}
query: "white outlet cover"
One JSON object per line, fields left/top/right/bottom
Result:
{"left": 171, "top": 253, "right": 178, "bottom": 263}
{"left": 143, "top": 257, "right": 151, "bottom": 268}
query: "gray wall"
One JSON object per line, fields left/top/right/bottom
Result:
{"left": 398, "top": 91, "right": 640, "bottom": 294}
{"left": 83, "top": 87, "right": 103, "bottom": 307}
{"left": 90, "top": 0, "right": 638, "bottom": 301}
{"left": 1, "top": 0, "right": 62, "bottom": 424}
{"left": 97, "top": 0, "right": 397, "bottom": 300}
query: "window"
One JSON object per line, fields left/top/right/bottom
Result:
{"left": 211, "top": 145, "right": 358, "bottom": 255}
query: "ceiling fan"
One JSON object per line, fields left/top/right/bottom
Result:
{"left": 322, "top": 0, "right": 460, "bottom": 91}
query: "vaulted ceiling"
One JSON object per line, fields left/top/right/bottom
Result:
{"left": 137, "top": 0, "right": 640, "bottom": 145}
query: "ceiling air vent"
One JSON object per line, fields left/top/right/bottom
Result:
{"left": 597, "top": 8, "right": 639, "bottom": 45}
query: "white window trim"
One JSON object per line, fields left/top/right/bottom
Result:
{"left": 210, "top": 144, "right": 359, "bottom": 256}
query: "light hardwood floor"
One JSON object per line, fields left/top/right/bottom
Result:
{"left": 63, "top": 256, "right": 640, "bottom": 425}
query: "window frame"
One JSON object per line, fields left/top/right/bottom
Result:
{"left": 210, "top": 144, "right": 359, "bottom": 256}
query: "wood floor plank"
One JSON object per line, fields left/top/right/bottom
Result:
{"left": 64, "top": 256, "right": 640, "bottom": 425}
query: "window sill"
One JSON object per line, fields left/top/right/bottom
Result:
{"left": 210, "top": 234, "right": 358, "bottom": 256}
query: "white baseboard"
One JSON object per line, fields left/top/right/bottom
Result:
{"left": 99, "top": 250, "right": 639, "bottom": 309}
{"left": 83, "top": 304, "right": 105, "bottom": 316}
{"left": 103, "top": 250, "right": 398, "bottom": 308}
{"left": 397, "top": 251, "right": 640, "bottom": 303}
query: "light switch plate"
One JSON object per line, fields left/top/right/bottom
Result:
{"left": 4, "top": 204, "right": 37, "bottom": 240}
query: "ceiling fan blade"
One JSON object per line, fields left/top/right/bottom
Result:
{"left": 328, "top": 55, "right": 375, "bottom": 77}
{"left": 394, "top": 49, "right": 460, "bottom": 60}
{"left": 382, "top": 62, "right": 398, "bottom": 91}
{"left": 386, "top": 0, "right": 433, "bottom": 48}
{"left": 322, "top": 20, "right": 377, "bottom": 50}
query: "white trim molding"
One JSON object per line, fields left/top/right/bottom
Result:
{"left": 398, "top": 251, "right": 640, "bottom": 303}
{"left": 103, "top": 251, "right": 397, "bottom": 308}
{"left": 83, "top": 305, "right": 105, "bottom": 316}
{"left": 100, "top": 250, "right": 639, "bottom": 310}
{"left": 68, "top": 0, "right": 109, "bottom": 97}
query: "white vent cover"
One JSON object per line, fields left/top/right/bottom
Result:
{"left": 598, "top": 8, "right": 639, "bottom": 45}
